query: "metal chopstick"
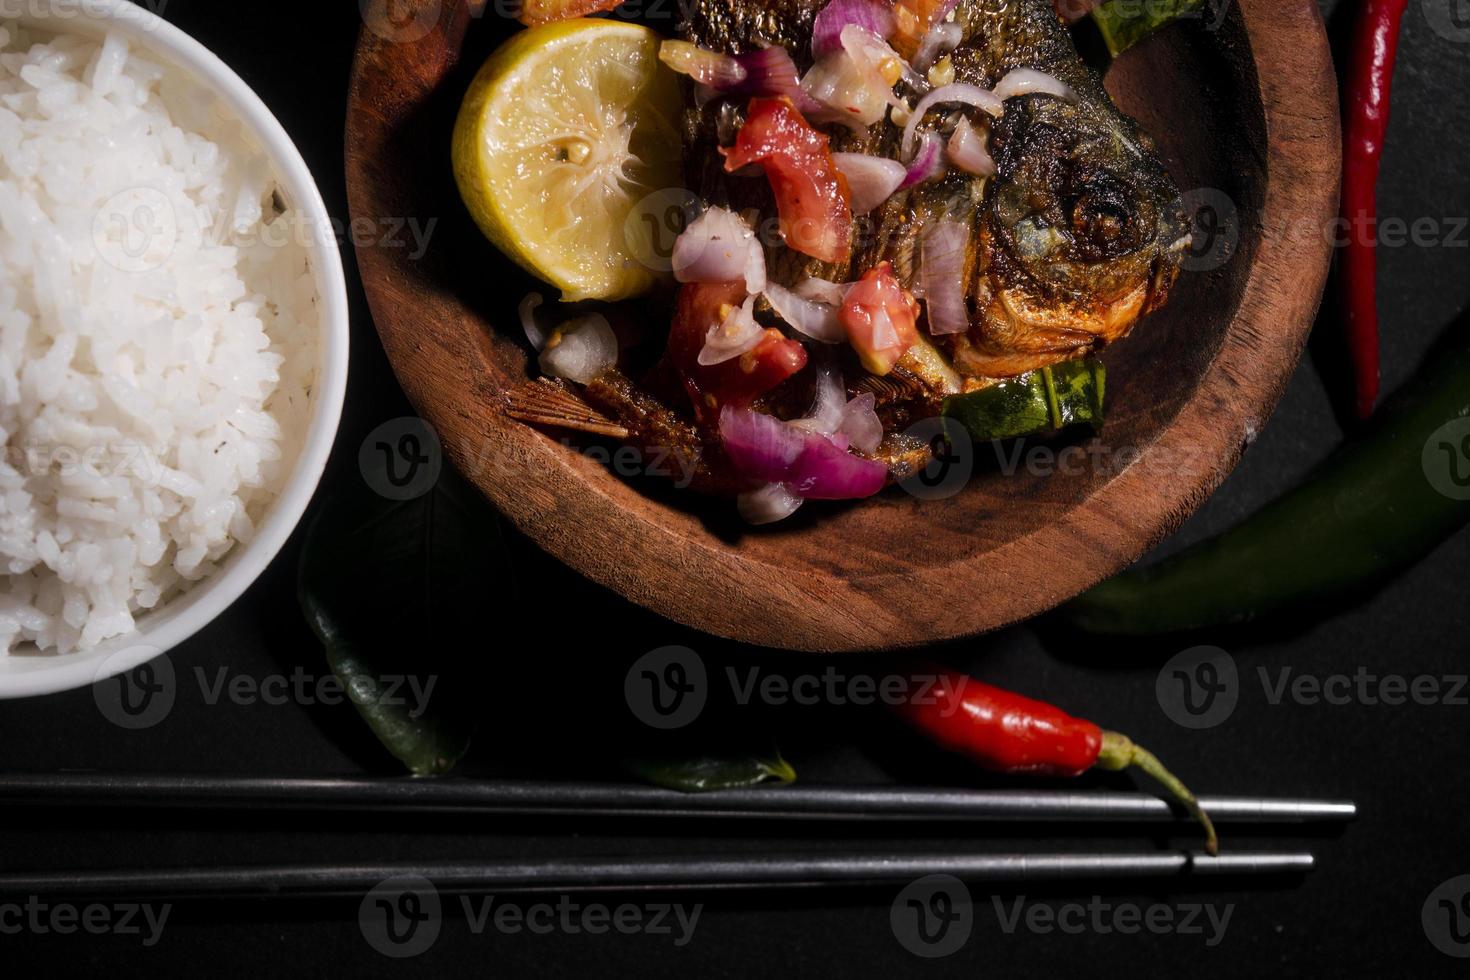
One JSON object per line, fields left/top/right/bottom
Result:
{"left": 0, "top": 851, "right": 1316, "bottom": 899}
{"left": 0, "top": 774, "right": 1357, "bottom": 825}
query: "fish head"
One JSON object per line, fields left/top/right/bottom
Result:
{"left": 962, "top": 89, "right": 1189, "bottom": 374}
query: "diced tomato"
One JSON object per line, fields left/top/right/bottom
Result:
{"left": 720, "top": 97, "right": 853, "bottom": 265}
{"left": 668, "top": 281, "right": 808, "bottom": 421}
{"left": 839, "top": 262, "right": 919, "bottom": 376}
{"left": 516, "top": 0, "right": 622, "bottom": 26}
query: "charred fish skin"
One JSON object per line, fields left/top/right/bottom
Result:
{"left": 944, "top": 0, "right": 1188, "bottom": 378}
{"left": 679, "top": 0, "right": 1187, "bottom": 380}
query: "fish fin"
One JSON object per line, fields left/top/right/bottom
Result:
{"left": 852, "top": 366, "right": 928, "bottom": 404}
{"left": 505, "top": 377, "right": 631, "bottom": 439}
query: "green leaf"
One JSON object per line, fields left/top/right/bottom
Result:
{"left": 624, "top": 751, "right": 798, "bottom": 793}
{"left": 298, "top": 466, "right": 510, "bottom": 776}
{"left": 941, "top": 358, "right": 1105, "bottom": 442}
{"left": 1091, "top": 0, "right": 1208, "bottom": 57}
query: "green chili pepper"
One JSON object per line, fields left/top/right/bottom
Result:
{"left": 942, "top": 358, "right": 1105, "bottom": 442}
{"left": 1091, "top": 0, "right": 1210, "bottom": 57}
{"left": 1063, "top": 334, "right": 1470, "bottom": 635}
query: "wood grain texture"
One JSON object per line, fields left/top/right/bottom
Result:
{"left": 344, "top": 0, "right": 1339, "bottom": 651}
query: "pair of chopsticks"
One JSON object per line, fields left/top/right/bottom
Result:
{"left": 0, "top": 774, "right": 1353, "bottom": 898}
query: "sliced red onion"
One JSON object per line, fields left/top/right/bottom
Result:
{"left": 698, "top": 295, "right": 763, "bottom": 366}
{"left": 919, "top": 218, "right": 970, "bottom": 335}
{"left": 794, "top": 277, "right": 851, "bottom": 306}
{"left": 539, "top": 314, "right": 618, "bottom": 383}
{"left": 518, "top": 292, "right": 547, "bottom": 351}
{"left": 839, "top": 392, "right": 883, "bottom": 454}
{"left": 731, "top": 46, "right": 807, "bottom": 102}
{"left": 947, "top": 117, "right": 995, "bottom": 177}
{"left": 913, "top": 21, "right": 962, "bottom": 73}
{"left": 993, "top": 67, "right": 1077, "bottom": 103}
{"left": 833, "top": 152, "right": 907, "bottom": 213}
{"left": 789, "top": 363, "right": 884, "bottom": 455}
{"left": 659, "top": 41, "right": 810, "bottom": 105}
{"left": 737, "top": 483, "right": 805, "bottom": 525}
{"left": 720, "top": 405, "right": 809, "bottom": 483}
{"left": 765, "top": 281, "right": 845, "bottom": 343}
{"left": 785, "top": 432, "right": 888, "bottom": 499}
{"left": 898, "top": 131, "right": 945, "bottom": 188}
{"left": 658, "top": 40, "right": 746, "bottom": 90}
{"left": 721, "top": 405, "right": 887, "bottom": 502}
{"left": 673, "top": 207, "right": 766, "bottom": 295}
{"left": 901, "top": 83, "right": 1004, "bottom": 158}
{"left": 791, "top": 361, "right": 849, "bottom": 435}
{"left": 812, "top": 0, "right": 895, "bottom": 60}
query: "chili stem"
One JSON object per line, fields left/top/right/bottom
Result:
{"left": 1097, "top": 731, "right": 1219, "bottom": 856}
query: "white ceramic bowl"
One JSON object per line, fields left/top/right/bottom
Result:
{"left": 0, "top": 0, "right": 349, "bottom": 698}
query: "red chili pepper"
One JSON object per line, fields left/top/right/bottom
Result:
{"left": 667, "top": 280, "right": 808, "bottom": 422}
{"left": 720, "top": 97, "right": 853, "bottom": 265}
{"left": 893, "top": 666, "right": 1219, "bottom": 855}
{"left": 1340, "top": 0, "right": 1409, "bottom": 421}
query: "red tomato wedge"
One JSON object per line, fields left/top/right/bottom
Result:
{"left": 668, "top": 281, "right": 809, "bottom": 421}
{"left": 720, "top": 97, "right": 854, "bottom": 265}
{"left": 839, "top": 261, "right": 919, "bottom": 376}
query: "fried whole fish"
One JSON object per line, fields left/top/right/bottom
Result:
{"left": 682, "top": 0, "right": 1189, "bottom": 381}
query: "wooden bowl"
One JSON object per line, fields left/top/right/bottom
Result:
{"left": 345, "top": 0, "right": 1339, "bottom": 652}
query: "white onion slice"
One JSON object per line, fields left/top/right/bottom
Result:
{"left": 841, "top": 24, "right": 923, "bottom": 103}
{"left": 518, "top": 292, "right": 547, "bottom": 351}
{"left": 901, "top": 83, "right": 1004, "bottom": 158}
{"left": 539, "top": 314, "right": 618, "bottom": 383}
{"left": 839, "top": 392, "right": 883, "bottom": 454}
{"left": 801, "top": 49, "right": 889, "bottom": 128}
{"left": 673, "top": 207, "right": 766, "bottom": 295}
{"left": 698, "top": 295, "right": 763, "bottom": 366}
{"left": 794, "top": 277, "right": 851, "bottom": 306}
{"left": 913, "top": 21, "right": 962, "bottom": 73}
{"left": 947, "top": 117, "right": 996, "bottom": 177}
{"left": 833, "top": 152, "right": 907, "bottom": 213}
{"left": 737, "top": 483, "right": 805, "bottom": 524}
{"left": 993, "top": 67, "right": 1077, "bottom": 103}
{"left": 765, "top": 281, "right": 845, "bottom": 343}
{"left": 920, "top": 219, "right": 970, "bottom": 335}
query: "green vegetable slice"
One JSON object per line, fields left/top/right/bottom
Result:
{"left": 941, "top": 358, "right": 1105, "bottom": 442}
{"left": 623, "top": 751, "right": 797, "bottom": 793}
{"left": 298, "top": 465, "right": 511, "bottom": 776}
{"left": 1090, "top": 0, "right": 1209, "bottom": 57}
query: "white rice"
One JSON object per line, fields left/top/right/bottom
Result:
{"left": 0, "top": 24, "right": 318, "bottom": 654}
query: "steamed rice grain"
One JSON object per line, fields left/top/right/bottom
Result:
{"left": 0, "top": 25, "right": 318, "bottom": 654}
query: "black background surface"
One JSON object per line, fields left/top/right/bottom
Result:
{"left": 3, "top": 0, "right": 1469, "bottom": 975}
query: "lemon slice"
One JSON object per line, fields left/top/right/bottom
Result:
{"left": 452, "top": 19, "right": 683, "bottom": 302}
